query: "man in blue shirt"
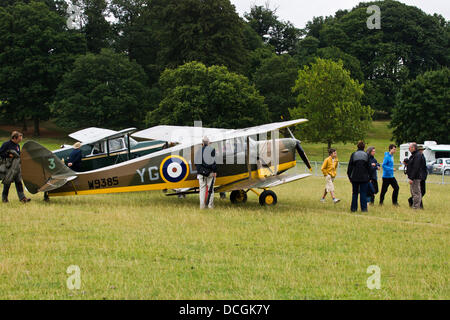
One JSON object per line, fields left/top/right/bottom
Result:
{"left": 0, "top": 131, "right": 31, "bottom": 203}
{"left": 379, "top": 144, "right": 399, "bottom": 206}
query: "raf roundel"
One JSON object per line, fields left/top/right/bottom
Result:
{"left": 160, "top": 155, "right": 190, "bottom": 183}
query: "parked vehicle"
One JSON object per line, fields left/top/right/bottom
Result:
{"left": 432, "top": 158, "right": 450, "bottom": 175}
{"left": 399, "top": 141, "right": 450, "bottom": 171}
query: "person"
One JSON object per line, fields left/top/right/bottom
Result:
{"left": 67, "top": 142, "right": 82, "bottom": 172}
{"left": 195, "top": 137, "right": 217, "bottom": 209}
{"left": 379, "top": 144, "right": 399, "bottom": 206}
{"left": 0, "top": 131, "right": 31, "bottom": 203}
{"left": 320, "top": 148, "right": 340, "bottom": 203}
{"left": 406, "top": 143, "right": 424, "bottom": 210}
{"left": 366, "top": 147, "right": 380, "bottom": 204}
{"left": 408, "top": 146, "right": 427, "bottom": 208}
{"left": 347, "top": 141, "right": 370, "bottom": 212}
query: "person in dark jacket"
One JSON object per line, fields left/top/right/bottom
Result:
{"left": 366, "top": 147, "right": 380, "bottom": 204}
{"left": 347, "top": 141, "right": 371, "bottom": 212}
{"left": 195, "top": 136, "right": 217, "bottom": 209}
{"left": 408, "top": 146, "right": 427, "bottom": 208}
{"left": 407, "top": 143, "right": 425, "bottom": 209}
{"left": 0, "top": 131, "right": 31, "bottom": 203}
{"left": 68, "top": 142, "right": 82, "bottom": 172}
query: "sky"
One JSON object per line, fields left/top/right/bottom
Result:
{"left": 230, "top": 0, "right": 450, "bottom": 29}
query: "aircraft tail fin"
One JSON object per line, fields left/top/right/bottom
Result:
{"left": 21, "top": 141, "right": 78, "bottom": 194}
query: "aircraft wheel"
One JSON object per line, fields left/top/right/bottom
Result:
{"left": 259, "top": 190, "right": 277, "bottom": 206}
{"left": 230, "top": 190, "right": 247, "bottom": 204}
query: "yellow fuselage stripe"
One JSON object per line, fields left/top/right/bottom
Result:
{"left": 49, "top": 161, "right": 297, "bottom": 197}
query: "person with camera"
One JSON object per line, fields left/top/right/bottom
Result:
{"left": 195, "top": 137, "right": 217, "bottom": 209}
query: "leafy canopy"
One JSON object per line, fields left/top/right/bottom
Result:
{"left": 147, "top": 61, "right": 269, "bottom": 129}
{"left": 52, "top": 49, "right": 150, "bottom": 129}
{"left": 391, "top": 68, "right": 450, "bottom": 144}
{"left": 290, "top": 58, "right": 373, "bottom": 148}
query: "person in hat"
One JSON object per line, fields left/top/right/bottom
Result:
{"left": 67, "top": 142, "right": 82, "bottom": 172}
{"left": 408, "top": 145, "right": 427, "bottom": 208}
{"left": 195, "top": 136, "right": 217, "bottom": 209}
{"left": 406, "top": 142, "right": 424, "bottom": 209}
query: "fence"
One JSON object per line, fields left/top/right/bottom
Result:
{"left": 296, "top": 161, "right": 450, "bottom": 185}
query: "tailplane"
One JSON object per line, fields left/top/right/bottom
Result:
{"left": 21, "top": 141, "right": 78, "bottom": 194}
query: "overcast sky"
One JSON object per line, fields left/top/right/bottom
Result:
{"left": 230, "top": 0, "right": 450, "bottom": 29}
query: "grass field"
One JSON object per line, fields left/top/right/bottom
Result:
{"left": 0, "top": 121, "right": 448, "bottom": 299}
{"left": 0, "top": 175, "right": 448, "bottom": 299}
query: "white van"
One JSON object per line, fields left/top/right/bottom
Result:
{"left": 399, "top": 141, "right": 450, "bottom": 169}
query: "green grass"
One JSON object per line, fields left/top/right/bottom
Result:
{"left": 0, "top": 176, "right": 448, "bottom": 299}
{"left": 0, "top": 121, "right": 448, "bottom": 299}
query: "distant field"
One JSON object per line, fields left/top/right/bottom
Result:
{"left": 0, "top": 175, "right": 448, "bottom": 299}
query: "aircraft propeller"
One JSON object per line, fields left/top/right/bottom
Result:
{"left": 286, "top": 127, "right": 312, "bottom": 171}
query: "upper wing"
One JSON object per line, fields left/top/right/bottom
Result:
{"left": 216, "top": 172, "right": 311, "bottom": 193}
{"left": 132, "top": 119, "right": 308, "bottom": 145}
{"left": 132, "top": 125, "right": 233, "bottom": 145}
{"left": 69, "top": 127, "right": 137, "bottom": 144}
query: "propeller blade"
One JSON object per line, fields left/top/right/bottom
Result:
{"left": 296, "top": 141, "right": 312, "bottom": 171}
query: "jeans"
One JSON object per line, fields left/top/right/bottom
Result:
{"left": 351, "top": 182, "right": 368, "bottom": 212}
{"left": 379, "top": 177, "right": 399, "bottom": 205}
{"left": 410, "top": 179, "right": 422, "bottom": 209}
{"left": 368, "top": 180, "right": 379, "bottom": 204}
{"left": 409, "top": 180, "right": 425, "bottom": 208}
{"left": 2, "top": 175, "right": 25, "bottom": 201}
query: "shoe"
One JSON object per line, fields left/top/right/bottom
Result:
{"left": 20, "top": 198, "right": 31, "bottom": 203}
{"left": 320, "top": 198, "right": 326, "bottom": 203}
{"left": 333, "top": 198, "right": 340, "bottom": 204}
{"left": 2, "top": 198, "right": 8, "bottom": 203}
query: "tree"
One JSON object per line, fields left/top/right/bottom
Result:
{"left": 290, "top": 58, "right": 373, "bottom": 149}
{"left": 303, "top": 0, "right": 449, "bottom": 114}
{"left": 244, "top": 5, "right": 302, "bottom": 55}
{"left": 147, "top": 61, "right": 269, "bottom": 128}
{"left": 72, "top": 0, "right": 111, "bottom": 53}
{"left": 0, "top": 1, "right": 85, "bottom": 136}
{"left": 52, "top": 49, "right": 150, "bottom": 129}
{"left": 152, "top": 0, "right": 249, "bottom": 73}
{"left": 253, "top": 54, "right": 298, "bottom": 121}
{"left": 391, "top": 68, "right": 450, "bottom": 144}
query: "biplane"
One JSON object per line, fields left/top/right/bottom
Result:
{"left": 21, "top": 119, "right": 312, "bottom": 206}
{"left": 53, "top": 127, "right": 166, "bottom": 172}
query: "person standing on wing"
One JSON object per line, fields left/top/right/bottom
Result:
{"left": 379, "top": 144, "right": 399, "bottom": 206}
{"left": 320, "top": 148, "right": 340, "bottom": 204}
{"left": 67, "top": 142, "right": 82, "bottom": 172}
{"left": 195, "top": 137, "right": 217, "bottom": 209}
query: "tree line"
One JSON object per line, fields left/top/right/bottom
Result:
{"left": 0, "top": 0, "right": 448, "bottom": 145}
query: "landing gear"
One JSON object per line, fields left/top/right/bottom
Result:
{"left": 259, "top": 190, "right": 277, "bottom": 206}
{"left": 229, "top": 189, "right": 278, "bottom": 206}
{"left": 43, "top": 192, "right": 50, "bottom": 202}
{"left": 230, "top": 190, "right": 247, "bottom": 204}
